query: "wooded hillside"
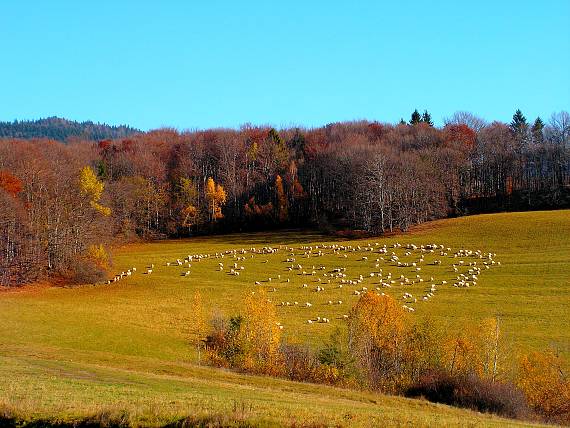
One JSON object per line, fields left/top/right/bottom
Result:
{"left": 0, "top": 110, "right": 568, "bottom": 286}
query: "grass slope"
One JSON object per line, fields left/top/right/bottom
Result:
{"left": 1, "top": 210, "right": 568, "bottom": 426}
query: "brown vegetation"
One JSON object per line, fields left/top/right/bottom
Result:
{"left": 0, "top": 110, "right": 568, "bottom": 288}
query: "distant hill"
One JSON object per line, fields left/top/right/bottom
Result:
{"left": 0, "top": 117, "right": 142, "bottom": 142}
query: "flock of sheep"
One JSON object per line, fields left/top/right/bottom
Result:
{"left": 106, "top": 240, "right": 500, "bottom": 330}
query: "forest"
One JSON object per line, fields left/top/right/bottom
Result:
{"left": 0, "top": 109, "right": 569, "bottom": 287}
{"left": 0, "top": 116, "right": 140, "bottom": 142}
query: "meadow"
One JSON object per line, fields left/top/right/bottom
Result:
{"left": 0, "top": 210, "right": 568, "bottom": 426}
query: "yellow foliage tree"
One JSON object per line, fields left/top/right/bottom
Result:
{"left": 241, "top": 289, "right": 283, "bottom": 375}
{"left": 205, "top": 177, "right": 226, "bottom": 221}
{"left": 275, "top": 175, "right": 288, "bottom": 223}
{"left": 348, "top": 292, "right": 407, "bottom": 391}
{"left": 442, "top": 334, "right": 479, "bottom": 377}
{"left": 178, "top": 177, "right": 199, "bottom": 228}
{"left": 79, "top": 166, "right": 111, "bottom": 216}
{"left": 87, "top": 243, "right": 110, "bottom": 269}
{"left": 443, "top": 317, "right": 509, "bottom": 381}
{"left": 478, "top": 317, "right": 502, "bottom": 381}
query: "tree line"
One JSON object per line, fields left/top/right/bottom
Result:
{"left": 0, "top": 116, "right": 140, "bottom": 142}
{"left": 0, "top": 110, "right": 569, "bottom": 286}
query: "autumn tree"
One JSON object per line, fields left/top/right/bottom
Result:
{"left": 79, "top": 166, "right": 111, "bottom": 216}
{"left": 517, "top": 349, "right": 570, "bottom": 423}
{"left": 275, "top": 174, "right": 288, "bottom": 223}
{"left": 348, "top": 292, "right": 408, "bottom": 391}
{"left": 240, "top": 289, "right": 283, "bottom": 375}
{"left": 478, "top": 317, "right": 506, "bottom": 382}
{"left": 0, "top": 170, "right": 23, "bottom": 196}
{"left": 205, "top": 177, "right": 226, "bottom": 222}
{"left": 178, "top": 177, "right": 199, "bottom": 231}
{"left": 444, "top": 111, "right": 487, "bottom": 132}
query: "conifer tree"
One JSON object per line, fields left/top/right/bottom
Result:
{"left": 531, "top": 117, "right": 545, "bottom": 144}
{"left": 421, "top": 110, "right": 434, "bottom": 126}
{"left": 410, "top": 109, "right": 422, "bottom": 125}
{"left": 510, "top": 109, "right": 528, "bottom": 134}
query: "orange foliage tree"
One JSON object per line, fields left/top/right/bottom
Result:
{"left": 517, "top": 349, "right": 570, "bottom": 423}
{"left": 0, "top": 170, "right": 23, "bottom": 197}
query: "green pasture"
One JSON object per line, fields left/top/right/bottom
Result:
{"left": 1, "top": 210, "right": 568, "bottom": 426}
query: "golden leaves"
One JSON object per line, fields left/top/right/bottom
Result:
{"left": 79, "top": 166, "right": 111, "bottom": 216}
{"left": 205, "top": 177, "right": 226, "bottom": 220}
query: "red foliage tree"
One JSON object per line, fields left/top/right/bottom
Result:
{"left": 443, "top": 124, "right": 477, "bottom": 149}
{"left": 0, "top": 170, "right": 23, "bottom": 196}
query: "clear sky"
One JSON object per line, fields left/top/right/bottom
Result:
{"left": 1, "top": 1, "right": 569, "bottom": 131}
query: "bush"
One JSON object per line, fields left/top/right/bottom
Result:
{"left": 517, "top": 349, "right": 570, "bottom": 424}
{"left": 204, "top": 315, "right": 245, "bottom": 368}
{"left": 56, "top": 256, "right": 107, "bottom": 285}
{"left": 405, "top": 370, "right": 530, "bottom": 420}
{"left": 281, "top": 343, "right": 320, "bottom": 382}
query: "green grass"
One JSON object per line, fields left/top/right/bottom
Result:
{"left": 1, "top": 210, "right": 568, "bottom": 426}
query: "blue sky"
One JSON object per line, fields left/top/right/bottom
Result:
{"left": 1, "top": 1, "right": 568, "bottom": 130}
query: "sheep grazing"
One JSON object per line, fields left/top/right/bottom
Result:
{"left": 146, "top": 269, "right": 153, "bottom": 274}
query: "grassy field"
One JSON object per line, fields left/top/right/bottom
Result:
{"left": 0, "top": 210, "right": 568, "bottom": 426}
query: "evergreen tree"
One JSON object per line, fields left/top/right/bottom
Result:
{"left": 531, "top": 117, "right": 545, "bottom": 144}
{"left": 410, "top": 109, "right": 422, "bottom": 125}
{"left": 399, "top": 118, "right": 407, "bottom": 125}
{"left": 421, "top": 110, "right": 434, "bottom": 126}
{"left": 510, "top": 109, "right": 528, "bottom": 134}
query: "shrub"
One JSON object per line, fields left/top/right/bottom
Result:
{"left": 204, "top": 314, "right": 245, "bottom": 368}
{"left": 62, "top": 256, "right": 107, "bottom": 285}
{"left": 405, "top": 370, "right": 530, "bottom": 420}
{"left": 281, "top": 343, "right": 320, "bottom": 382}
{"left": 517, "top": 349, "right": 570, "bottom": 424}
